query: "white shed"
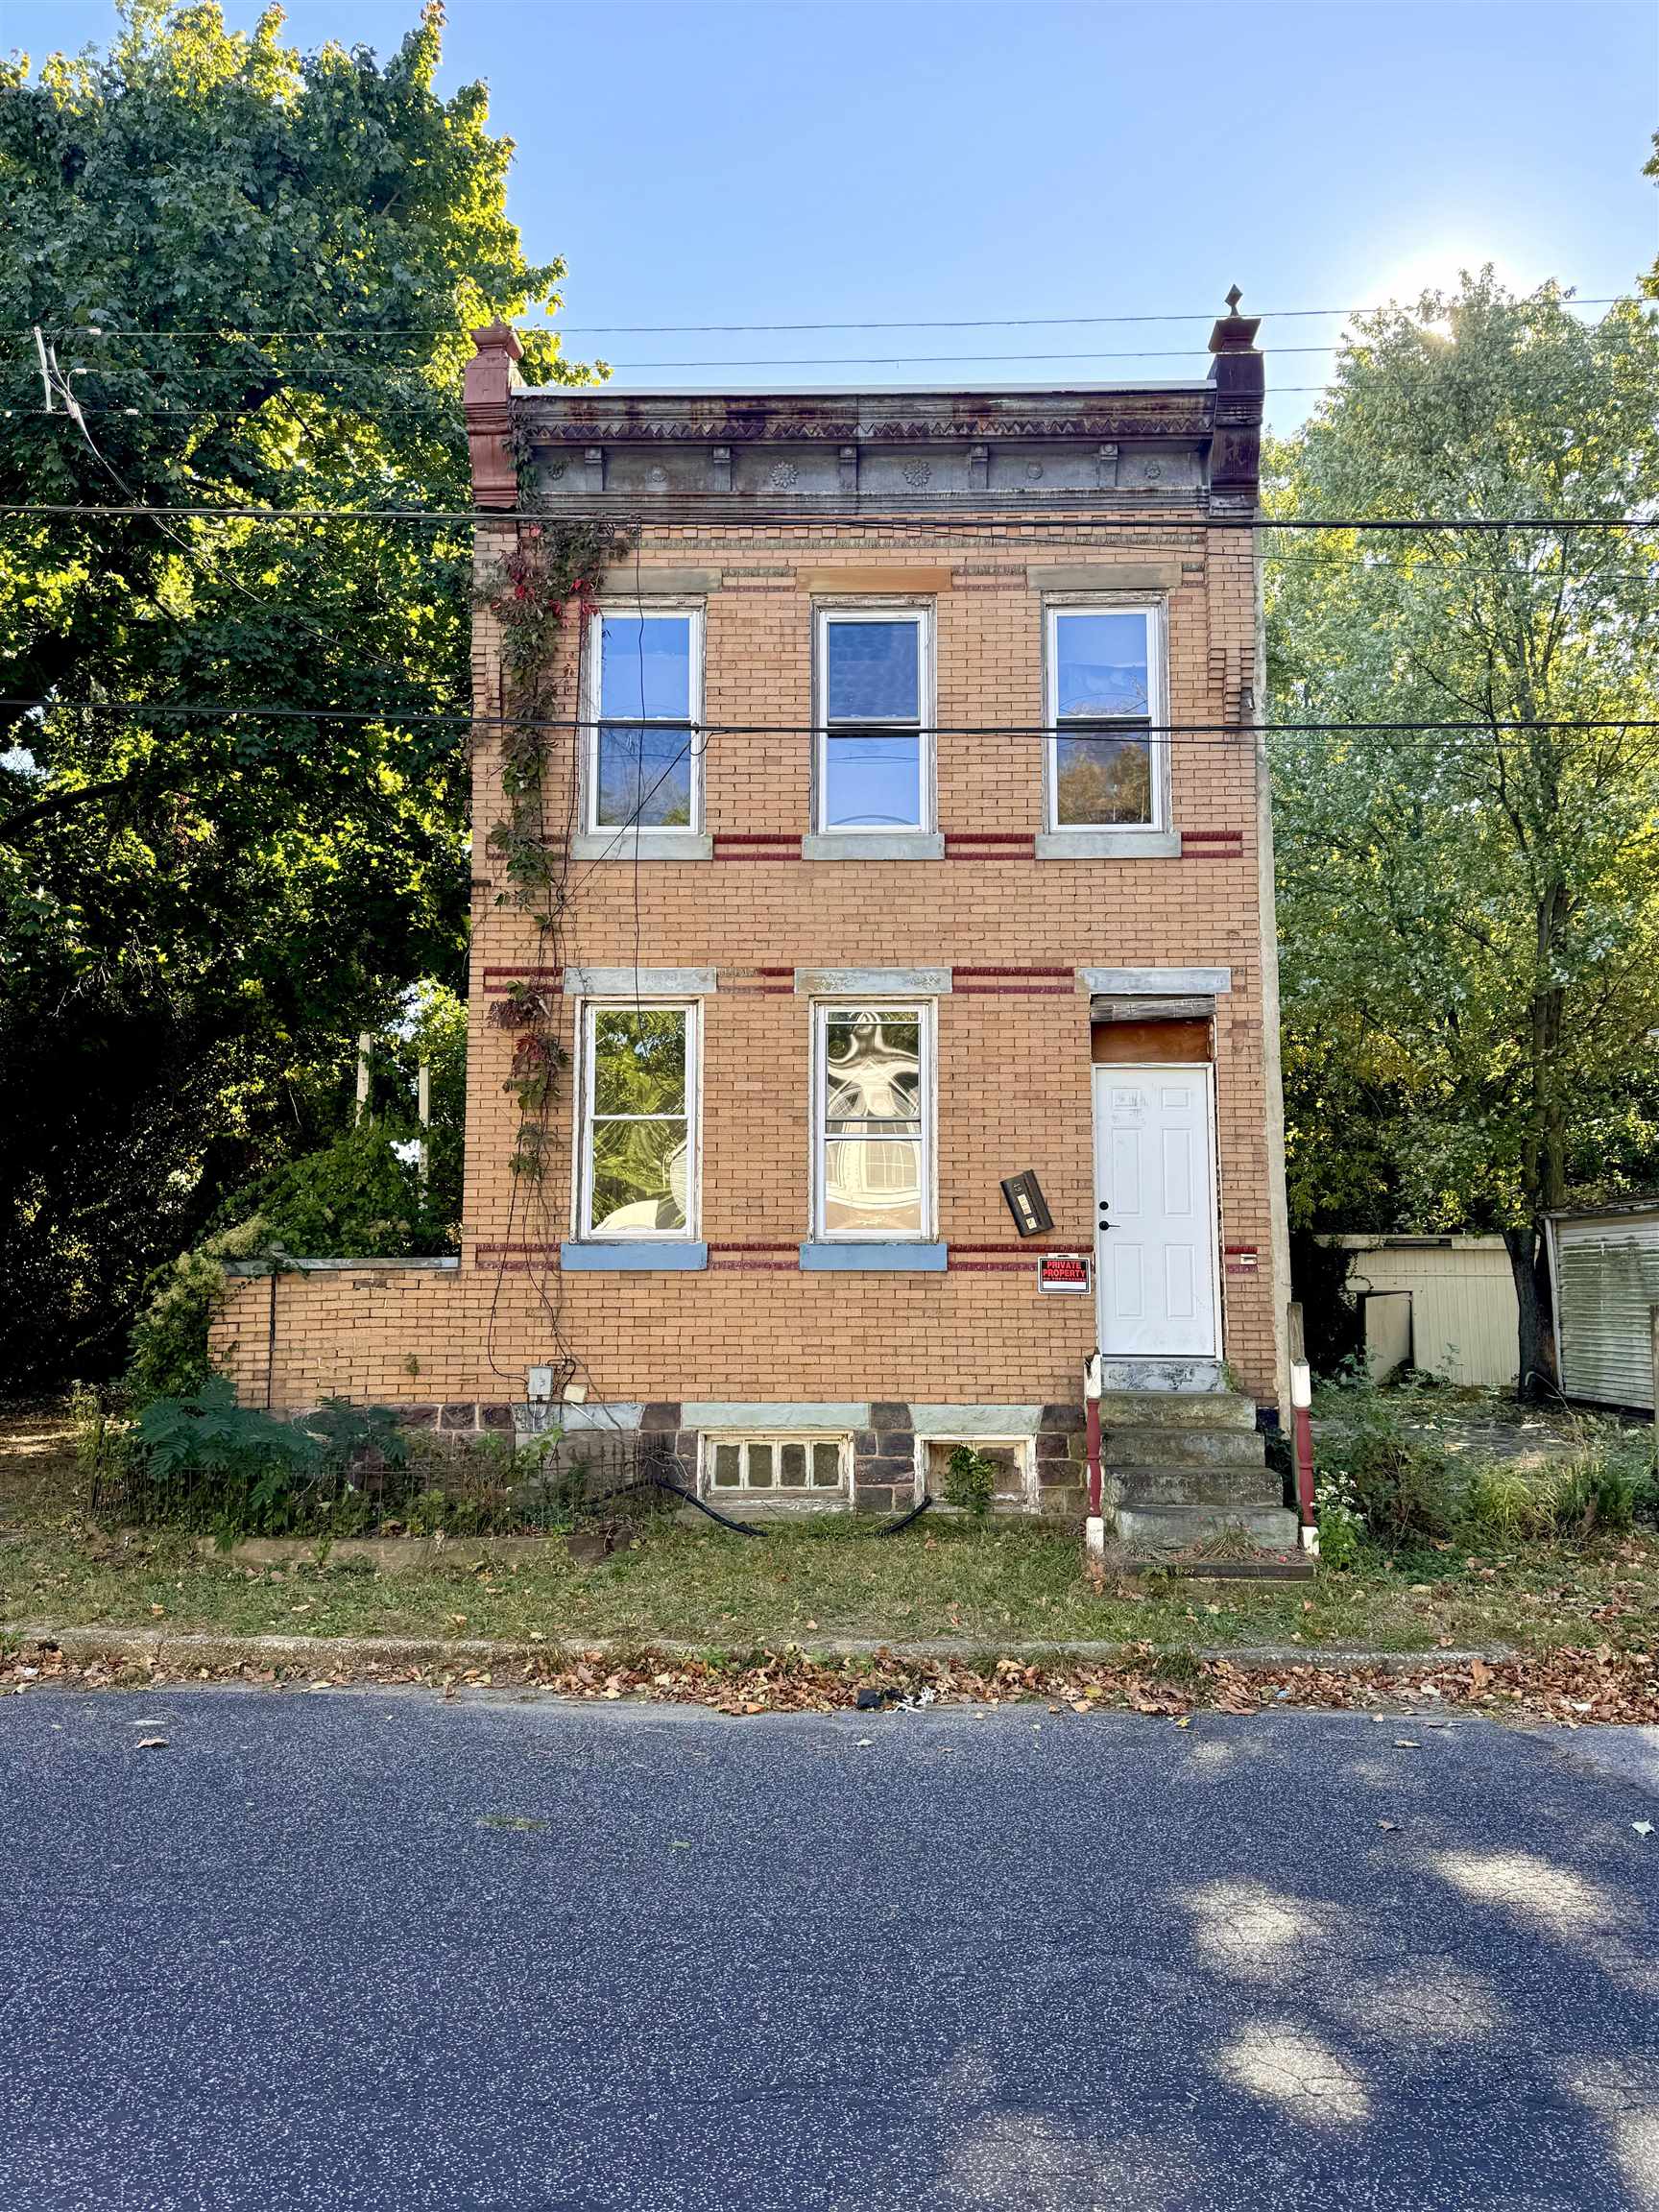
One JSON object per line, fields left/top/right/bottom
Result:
{"left": 1547, "top": 1202, "right": 1659, "bottom": 1412}
{"left": 1327, "top": 1235, "right": 1520, "bottom": 1387}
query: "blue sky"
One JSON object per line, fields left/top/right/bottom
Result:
{"left": 6, "top": 0, "right": 1655, "bottom": 429}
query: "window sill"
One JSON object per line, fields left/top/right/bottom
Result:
{"left": 801, "top": 831, "right": 946, "bottom": 862}
{"left": 568, "top": 830, "right": 712, "bottom": 862}
{"left": 560, "top": 1240, "right": 708, "bottom": 1272}
{"left": 799, "top": 1241, "right": 948, "bottom": 1272}
{"left": 1034, "top": 829, "right": 1182, "bottom": 860}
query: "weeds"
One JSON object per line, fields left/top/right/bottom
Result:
{"left": 1315, "top": 1374, "right": 1450, "bottom": 1551}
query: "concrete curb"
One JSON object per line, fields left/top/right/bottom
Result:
{"left": 6, "top": 1623, "right": 1516, "bottom": 1678}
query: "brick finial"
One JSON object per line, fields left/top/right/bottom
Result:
{"left": 469, "top": 317, "right": 524, "bottom": 367}
{"left": 1207, "top": 284, "right": 1263, "bottom": 511}
{"left": 1207, "top": 286, "right": 1262, "bottom": 357}
{"left": 465, "top": 321, "right": 523, "bottom": 512}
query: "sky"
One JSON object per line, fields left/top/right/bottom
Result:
{"left": 5, "top": 0, "right": 1656, "bottom": 431}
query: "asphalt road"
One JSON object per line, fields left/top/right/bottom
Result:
{"left": 3, "top": 1690, "right": 1658, "bottom": 2212}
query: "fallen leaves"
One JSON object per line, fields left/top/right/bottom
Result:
{"left": 2, "top": 1628, "right": 1657, "bottom": 1726}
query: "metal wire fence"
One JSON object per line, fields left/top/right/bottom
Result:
{"left": 1, "top": 1394, "right": 685, "bottom": 1541}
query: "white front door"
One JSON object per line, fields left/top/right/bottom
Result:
{"left": 1093, "top": 1065, "right": 1219, "bottom": 1357}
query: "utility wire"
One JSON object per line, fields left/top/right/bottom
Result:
{"left": 1, "top": 499, "right": 1653, "bottom": 531}
{"left": 0, "top": 297, "right": 1625, "bottom": 340}
{"left": 4, "top": 698, "right": 1655, "bottom": 738}
{"left": 0, "top": 387, "right": 1628, "bottom": 418}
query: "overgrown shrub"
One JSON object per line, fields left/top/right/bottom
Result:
{"left": 943, "top": 1445, "right": 998, "bottom": 1522}
{"left": 129, "top": 1382, "right": 415, "bottom": 1537}
{"left": 212, "top": 1120, "right": 449, "bottom": 1260}
{"left": 125, "top": 1215, "right": 278, "bottom": 1403}
{"left": 124, "top": 1123, "right": 456, "bottom": 1408}
{"left": 1314, "top": 1375, "right": 1451, "bottom": 1549}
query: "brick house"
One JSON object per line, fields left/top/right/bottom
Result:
{"left": 213, "top": 295, "right": 1296, "bottom": 1548}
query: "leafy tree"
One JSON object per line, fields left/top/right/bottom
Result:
{"left": 1268, "top": 273, "right": 1659, "bottom": 1394}
{"left": 0, "top": 2, "right": 596, "bottom": 1385}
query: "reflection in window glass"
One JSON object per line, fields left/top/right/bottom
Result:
{"left": 824, "top": 733, "right": 921, "bottom": 829}
{"left": 818, "top": 1006, "right": 926, "bottom": 1237}
{"left": 596, "top": 727, "right": 693, "bottom": 827}
{"left": 586, "top": 1007, "right": 691, "bottom": 1235}
{"left": 1055, "top": 733, "right": 1153, "bottom": 827}
{"left": 599, "top": 615, "right": 693, "bottom": 721}
{"left": 1050, "top": 607, "right": 1157, "bottom": 829}
{"left": 592, "top": 613, "right": 697, "bottom": 830}
{"left": 826, "top": 620, "right": 919, "bottom": 720}
{"left": 821, "top": 614, "right": 925, "bottom": 830}
{"left": 1054, "top": 612, "right": 1149, "bottom": 719}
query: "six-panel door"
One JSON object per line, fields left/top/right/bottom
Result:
{"left": 1092, "top": 1064, "right": 1219, "bottom": 1357}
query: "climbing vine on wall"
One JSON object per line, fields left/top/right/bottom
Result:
{"left": 473, "top": 487, "right": 632, "bottom": 1183}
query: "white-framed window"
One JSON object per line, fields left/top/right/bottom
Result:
{"left": 810, "top": 1001, "right": 934, "bottom": 1240}
{"left": 814, "top": 605, "right": 933, "bottom": 834}
{"left": 924, "top": 1436, "right": 1037, "bottom": 1514}
{"left": 703, "top": 1434, "right": 851, "bottom": 1499}
{"left": 584, "top": 604, "right": 704, "bottom": 835}
{"left": 1044, "top": 600, "right": 1166, "bottom": 832}
{"left": 575, "top": 1000, "right": 699, "bottom": 1239}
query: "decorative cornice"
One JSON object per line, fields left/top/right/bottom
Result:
{"left": 514, "top": 393, "right": 1214, "bottom": 445}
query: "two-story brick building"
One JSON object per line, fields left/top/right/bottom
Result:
{"left": 212, "top": 295, "right": 1295, "bottom": 1549}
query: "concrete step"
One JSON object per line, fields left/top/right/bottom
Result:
{"left": 1109, "top": 1465, "right": 1286, "bottom": 1509}
{"left": 1093, "top": 1391, "right": 1260, "bottom": 1432}
{"left": 1098, "top": 1357, "right": 1226, "bottom": 1395}
{"left": 1114, "top": 1501, "right": 1302, "bottom": 1555}
{"left": 1102, "top": 1425, "right": 1265, "bottom": 1469}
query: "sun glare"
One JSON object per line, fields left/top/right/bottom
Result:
{"left": 1363, "top": 246, "right": 1536, "bottom": 324}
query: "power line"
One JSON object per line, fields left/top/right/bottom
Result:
{"left": 4, "top": 698, "right": 1655, "bottom": 738}
{"left": 8, "top": 466, "right": 1647, "bottom": 574}
{"left": 1, "top": 297, "right": 1626, "bottom": 340}
{"left": 10, "top": 342, "right": 1345, "bottom": 371}
{"left": 1, "top": 497, "right": 1653, "bottom": 534}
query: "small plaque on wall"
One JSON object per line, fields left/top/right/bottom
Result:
{"left": 1036, "top": 1252, "right": 1092, "bottom": 1296}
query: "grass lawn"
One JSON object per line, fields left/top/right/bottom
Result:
{"left": 5, "top": 1400, "right": 1658, "bottom": 1661}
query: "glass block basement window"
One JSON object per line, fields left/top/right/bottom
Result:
{"left": 708, "top": 1438, "right": 848, "bottom": 1494}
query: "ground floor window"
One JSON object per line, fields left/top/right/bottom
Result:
{"left": 704, "top": 1435, "right": 850, "bottom": 1497}
{"left": 923, "top": 1436, "right": 1035, "bottom": 1511}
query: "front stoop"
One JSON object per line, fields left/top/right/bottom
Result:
{"left": 1102, "top": 1390, "right": 1299, "bottom": 1555}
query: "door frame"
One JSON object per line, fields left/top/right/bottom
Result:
{"left": 1091, "top": 1060, "right": 1223, "bottom": 1359}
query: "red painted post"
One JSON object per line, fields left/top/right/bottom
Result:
{"left": 1295, "top": 1404, "right": 1316, "bottom": 1526}
{"left": 1086, "top": 1366, "right": 1104, "bottom": 1518}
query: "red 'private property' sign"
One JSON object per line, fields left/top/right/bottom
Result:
{"left": 1036, "top": 1252, "right": 1092, "bottom": 1295}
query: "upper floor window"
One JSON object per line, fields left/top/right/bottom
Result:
{"left": 577, "top": 1002, "right": 698, "bottom": 1238}
{"left": 811, "top": 1002, "right": 932, "bottom": 1239}
{"left": 1045, "top": 603, "right": 1166, "bottom": 832}
{"left": 815, "top": 607, "right": 932, "bottom": 834}
{"left": 587, "top": 607, "right": 703, "bottom": 836}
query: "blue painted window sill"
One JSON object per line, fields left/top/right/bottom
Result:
{"left": 798, "top": 1242, "right": 947, "bottom": 1272}
{"left": 560, "top": 1241, "right": 708, "bottom": 1272}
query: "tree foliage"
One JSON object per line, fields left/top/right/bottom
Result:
{"left": 1268, "top": 272, "right": 1659, "bottom": 1388}
{"left": 0, "top": 2, "right": 595, "bottom": 1385}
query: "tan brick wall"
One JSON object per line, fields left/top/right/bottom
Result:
{"left": 213, "top": 516, "right": 1286, "bottom": 1413}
